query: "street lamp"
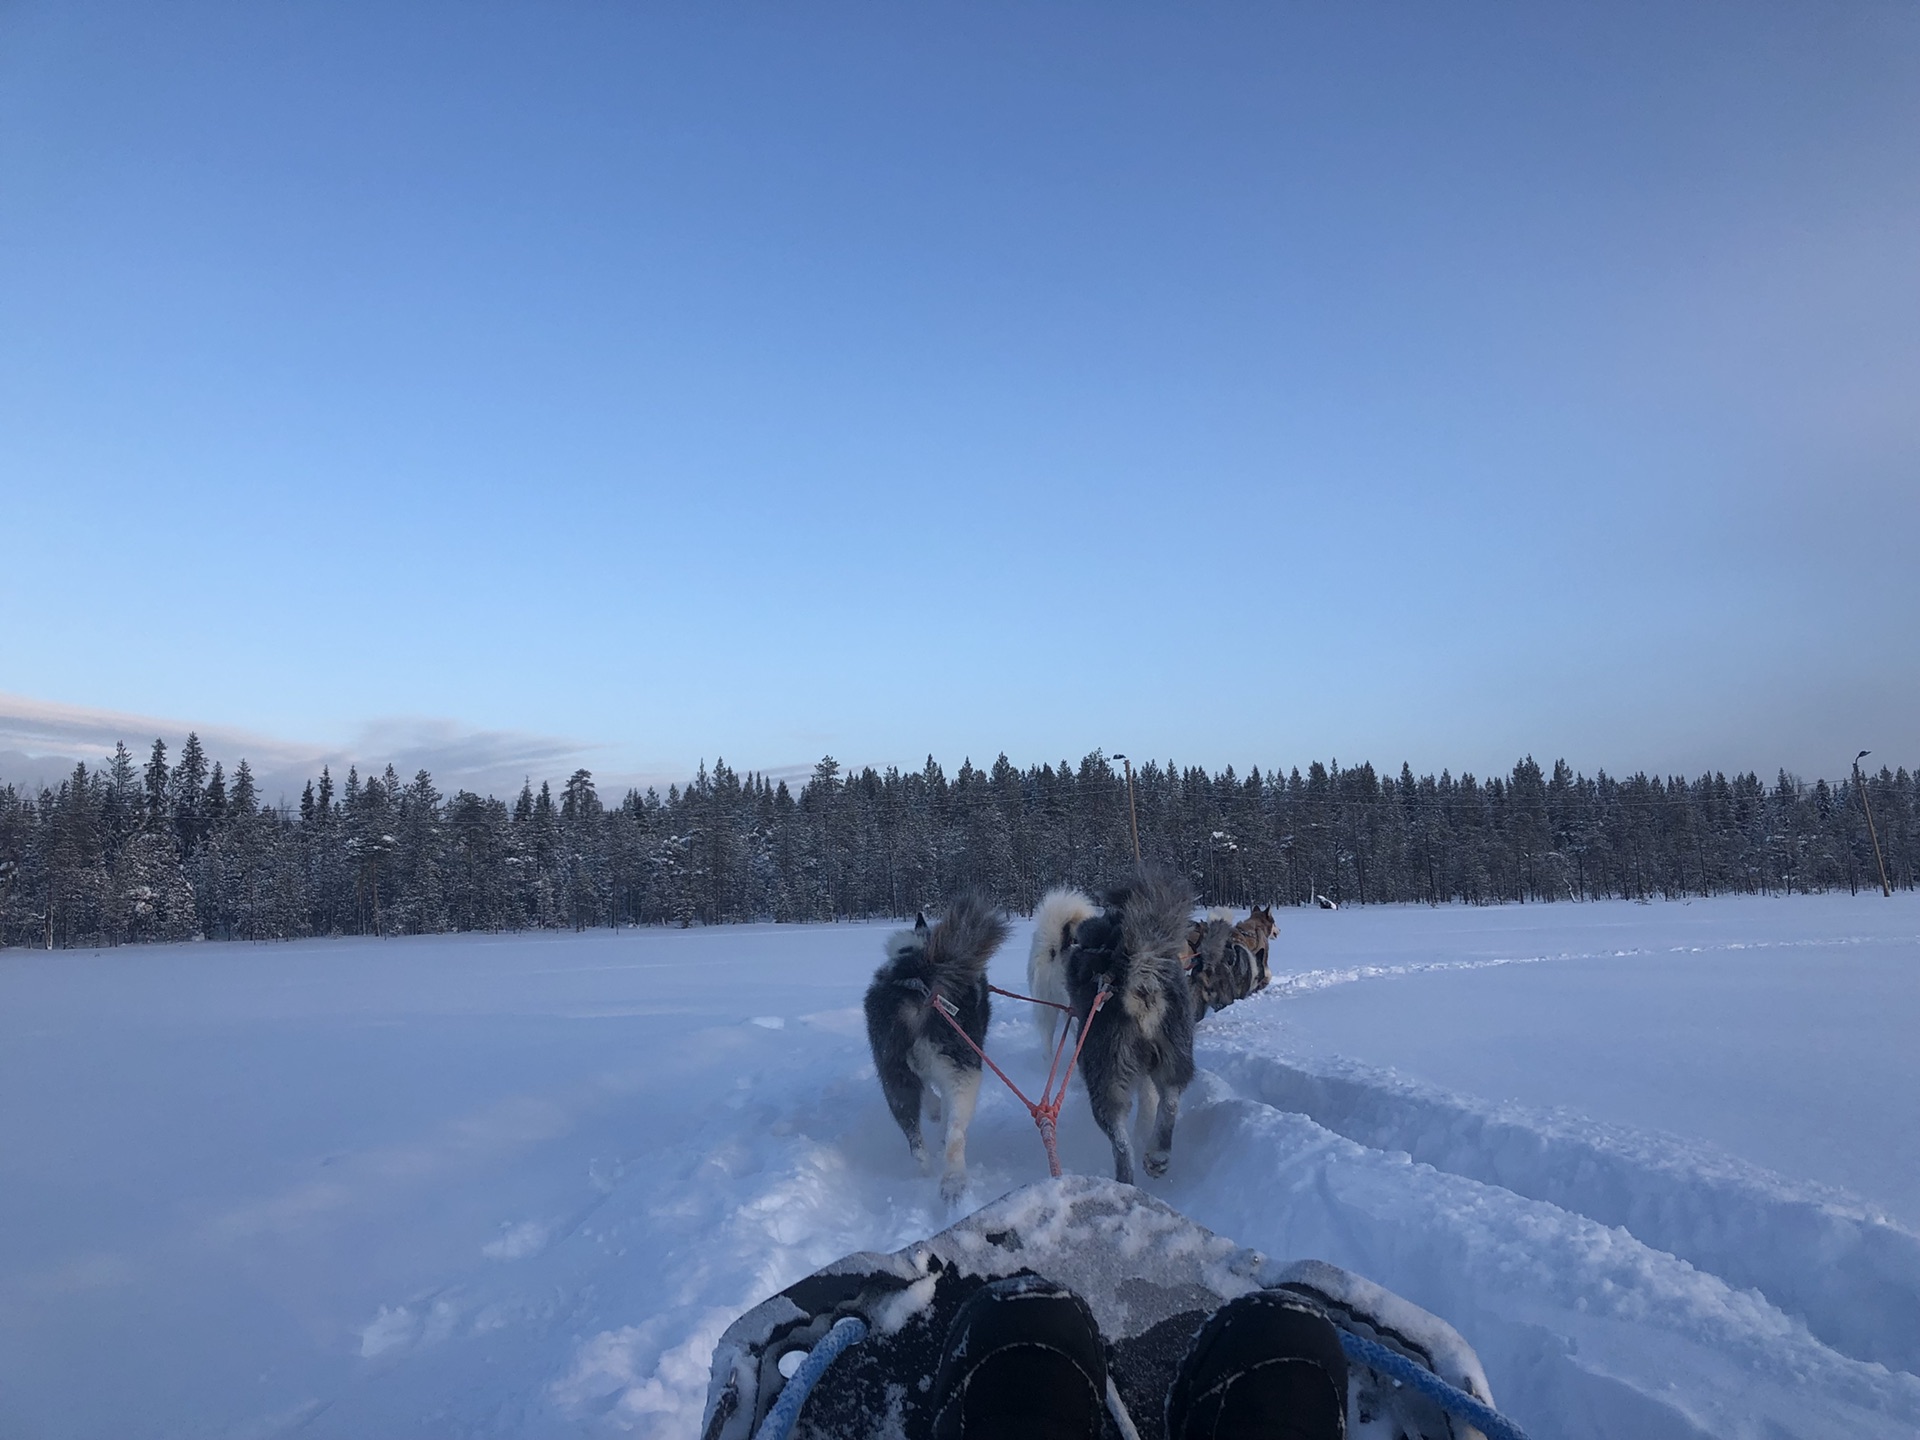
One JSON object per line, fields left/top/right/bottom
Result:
{"left": 1112, "top": 753, "right": 1141, "bottom": 865}
{"left": 1852, "top": 751, "right": 1892, "bottom": 898}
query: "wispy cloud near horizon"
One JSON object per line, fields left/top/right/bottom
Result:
{"left": 0, "top": 692, "right": 715, "bottom": 803}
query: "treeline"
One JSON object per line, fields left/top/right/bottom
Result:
{"left": 1, "top": 739, "right": 1913, "bottom": 948}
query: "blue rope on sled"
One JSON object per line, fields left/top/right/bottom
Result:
{"left": 753, "top": 1314, "right": 869, "bottom": 1440}
{"left": 1339, "top": 1330, "right": 1532, "bottom": 1440}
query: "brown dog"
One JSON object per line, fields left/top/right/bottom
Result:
{"left": 1231, "top": 904, "right": 1278, "bottom": 991}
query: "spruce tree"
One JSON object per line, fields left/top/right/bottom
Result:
{"left": 231, "top": 761, "right": 257, "bottom": 818}
{"left": 205, "top": 762, "right": 228, "bottom": 826}
{"left": 104, "top": 742, "right": 140, "bottom": 853}
{"left": 172, "top": 732, "right": 210, "bottom": 854}
{"left": 143, "top": 739, "right": 169, "bottom": 831}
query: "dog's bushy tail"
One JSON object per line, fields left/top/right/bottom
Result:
{"left": 1032, "top": 887, "right": 1098, "bottom": 962}
{"left": 1189, "top": 916, "right": 1234, "bottom": 969}
{"left": 924, "top": 891, "right": 1010, "bottom": 999}
{"left": 1117, "top": 866, "right": 1196, "bottom": 967}
{"left": 1028, "top": 886, "right": 1098, "bottom": 1037}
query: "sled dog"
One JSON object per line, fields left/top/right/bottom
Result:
{"left": 864, "top": 893, "right": 1010, "bottom": 1204}
{"left": 1186, "top": 915, "right": 1256, "bottom": 1022}
{"left": 1026, "top": 886, "right": 1099, "bottom": 1044}
{"left": 1186, "top": 904, "right": 1277, "bottom": 1020}
{"left": 1234, "top": 904, "right": 1278, "bottom": 990}
{"left": 1066, "top": 868, "right": 1197, "bottom": 1184}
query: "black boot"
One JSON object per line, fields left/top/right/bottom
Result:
{"left": 930, "top": 1274, "right": 1108, "bottom": 1440}
{"left": 1165, "top": 1289, "right": 1348, "bottom": 1440}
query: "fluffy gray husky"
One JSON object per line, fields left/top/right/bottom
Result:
{"left": 1065, "top": 868, "right": 1198, "bottom": 1185}
{"left": 863, "top": 893, "right": 1010, "bottom": 1203}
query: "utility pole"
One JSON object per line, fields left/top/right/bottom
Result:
{"left": 1113, "top": 753, "right": 1141, "bottom": 865}
{"left": 1853, "top": 751, "right": 1893, "bottom": 898}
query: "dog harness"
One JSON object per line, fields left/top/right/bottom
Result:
{"left": 930, "top": 980, "right": 1111, "bottom": 1179}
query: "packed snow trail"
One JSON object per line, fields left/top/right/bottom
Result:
{"left": 1198, "top": 1044, "right": 1920, "bottom": 1374}
{"left": 2, "top": 895, "right": 1916, "bottom": 1438}
{"left": 1260, "top": 896, "right": 1920, "bottom": 1226}
{"left": 1160, "top": 1078, "right": 1920, "bottom": 1439}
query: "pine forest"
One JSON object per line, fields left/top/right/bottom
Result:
{"left": 1, "top": 739, "right": 1914, "bottom": 948}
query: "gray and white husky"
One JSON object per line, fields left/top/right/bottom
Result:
{"left": 863, "top": 893, "right": 1010, "bottom": 1203}
{"left": 1066, "top": 869, "right": 1198, "bottom": 1185}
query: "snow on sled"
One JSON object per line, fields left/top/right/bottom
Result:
{"left": 702, "top": 1175, "right": 1522, "bottom": 1440}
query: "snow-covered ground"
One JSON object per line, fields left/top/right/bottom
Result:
{"left": 3, "top": 894, "right": 1917, "bottom": 1439}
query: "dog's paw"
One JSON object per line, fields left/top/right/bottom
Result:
{"left": 1144, "top": 1150, "right": 1171, "bottom": 1178}
{"left": 939, "top": 1171, "right": 969, "bottom": 1207}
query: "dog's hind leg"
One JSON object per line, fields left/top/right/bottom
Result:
{"left": 1087, "top": 1074, "right": 1138, "bottom": 1185}
{"left": 1128, "top": 1075, "right": 1159, "bottom": 1175}
{"left": 938, "top": 1066, "right": 982, "bottom": 1205}
{"left": 1143, "top": 1078, "right": 1183, "bottom": 1179}
{"left": 1134, "top": 1078, "right": 1159, "bottom": 1154}
{"left": 1039, "top": 1010, "right": 1062, "bottom": 1051}
{"left": 880, "top": 1058, "right": 928, "bottom": 1170}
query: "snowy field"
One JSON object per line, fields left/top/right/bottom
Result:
{"left": 3, "top": 895, "right": 1918, "bottom": 1440}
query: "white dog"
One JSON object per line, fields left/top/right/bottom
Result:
{"left": 1026, "top": 886, "right": 1098, "bottom": 1046}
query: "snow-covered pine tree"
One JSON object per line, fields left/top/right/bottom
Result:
{"left": 44, "top": 764, "right": 109, "bottom": 946}
{"left": 143, "top": 738, "right": 169, "bottom": 832}
{"left": 103, "top": 742, "right": 140, "bottom": 855}
{"left": 529, "top": 780, "right": 560, "bottom": 925}
{"left": 231, "top": 761, "right": 256, "bottom": 819}
{"left": 110, "top": 828, "right": 197, "bottom": 942}
{"left": 172, "top": 732, "right": 209, "bottom": 855}
{"left": 560, "top": 768, "right": 607, "bottom": 929}
{"left": 205, "top": 761, "right": 227, "bottom": 825}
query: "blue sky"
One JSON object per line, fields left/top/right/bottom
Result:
{"left": 2, "top": 2, "right": 1916, "bottom": 798}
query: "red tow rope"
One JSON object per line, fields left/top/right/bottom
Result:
{"left": 930, "top": 980, "right": 1110, "bottom": 1178}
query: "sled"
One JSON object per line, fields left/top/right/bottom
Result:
{"left": 702, "top": 1175, "right": 1525, "bottom": 1440}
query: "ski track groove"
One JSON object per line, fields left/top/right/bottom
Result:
{"left": 1266, "top": 929, "right": 1920, "bottom": 998}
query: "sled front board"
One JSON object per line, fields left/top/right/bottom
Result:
{"left": 701, "top": 1176, "right": 1490, "bottom": 1440}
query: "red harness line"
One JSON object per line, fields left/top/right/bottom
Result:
{"left": 931, "top": 980, "right": 1110, "bottom": 1179}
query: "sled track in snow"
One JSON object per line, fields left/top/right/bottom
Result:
{"left": 1162, "top": 1075, "right": 1920, "bottom": 1440}
{"left": 1198, "top": 1043, "right": 1920, "bottom": 1376}
{"left": 1263, "top": 928, "right": 1920, "bottom": 1001}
